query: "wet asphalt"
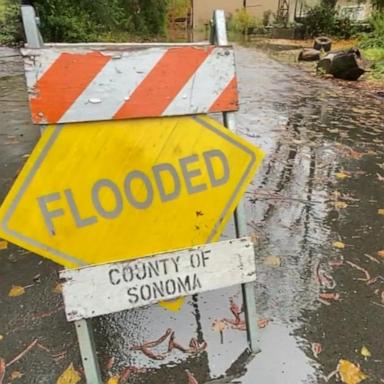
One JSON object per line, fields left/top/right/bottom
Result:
{"left": 0, "top": 44, "right": 383, "bottom": 384}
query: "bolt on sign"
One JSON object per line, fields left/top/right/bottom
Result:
{"left": 0, "top": 115, "right": 264, "bottom": 268}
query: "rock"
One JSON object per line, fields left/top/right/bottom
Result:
{"left": 317, "top": 48, "right": 367, "bottom": 81}
{"left": 298, "top": 48, "right": 321, "bottom": 61}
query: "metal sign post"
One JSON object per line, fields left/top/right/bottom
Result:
{"left": 20, "top": 5, "right": 44, "bottom": 48}
{"left": 211, "top": 9, "right": 261, "bottom": 354}
{"left": 19, "top": 7, "right": 103, "bottom": 383}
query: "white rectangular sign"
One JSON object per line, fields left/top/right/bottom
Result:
{"left": 60, "top": 237, "right": 256, "bottom": 321}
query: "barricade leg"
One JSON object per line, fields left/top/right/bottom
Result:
{"left": 21, "top": 4, "right": 104, "bottom": 381}
{"left": 20, "top": 5, "right": 44, "bottom": 48}
{"left": 212, "top": 9, "right": 261, "bottom": 354}
{"left": 75, "top": 319, "right": 103, "bottom": 384}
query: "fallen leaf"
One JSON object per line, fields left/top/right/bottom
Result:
{"left": 0, "top": 335, "right": 3, "bottom": 341}
{"left": 338, "top": 359, "right": 367, "bottom": 384}
{"left": 159, "top": 297, "right": 184, "bottom": 311}
{"left": 377, "top": 250, "right": 384, "bottom": 258}
{"left": 334, "top": 201, "right": 348, "bottom": 209}
{"left": 264, "top": 255, "right": 281, "bottom": 267}
{"left": 329, "top": 259, "right": 344, "bottom": 267}
{"left": 336, "top": 172, "right": 350, "bottom": 180}
{"left": 212, "top": 319, "right": 226, "bottom": 332}
{"left": 319, "top": 292, "right": 340, "bottom": 301}
{"left": 52, "top": 283, "right": 63, "bottom": 294}
{"left": 349, "top": 149, "right": 365, "bottom": 159}
{"left": 105, "top": 356, "right": 115, "bottom": 370}
{"left": 311, "top": 342, "right": 322, "bottom": 358}
{"left": 8, "top": 285, "right": 25, "bottom": 297}
{"left": 0, "top": 240, "right": 8, "bottom": 250}
{"left": 56, "top": 363, "right": 81, "bottom": 384}
{"left": 333, "top": 241, "right": 345, "bottom": 249}
{"left": 377, "top": 173, "right": 384, "bottom": 182}
{"left": 10, "top": 370, "right": 23, "bottom": 380}
{"left": 378, "top": 209, "right": 384, "bottom": 216}
{"left": 361, "top": 346, "right": 371, "bottom": 358}
{"left": 120, "top": 366, "right": 146, "bottom": 382}
{"left": 250, "top": 233, "right": 259, "bottom": 245}
{"left": 330, "top": 190, "right": 342, "bottom": 200}
{"left": 257, "top": 319, "right": 269, "bottom": 328}
{"left": 186, "top": 370, "right": 199, "bottom": 384}
{"left": 0, "top": 358, "right": 5, "bottom": 383}
{"left": 106, "top": 376, "right": 119, "bottom": 384}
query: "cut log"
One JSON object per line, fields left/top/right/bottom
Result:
{"left": 317, "top": 48, "right": 366, "bottom": 81}
{"left": 314, "top": 36, "right": 332, "bottom": 52}
{"left": 298, "top": 48, "right": 321, "bottom": 61}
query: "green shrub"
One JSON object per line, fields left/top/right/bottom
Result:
{"left": 302, "top": 3, "right": 358, "bottom": 38}
{"left": 0, "top": 0, "right": 169, "bottom": 45}
{"left": 359, "top": 12, "right": 384, "bottom": 48}
{"left": 361, "top": 47, "right": 384, "bottom": 78}
{"left": 302, "top": 4, "right": 337, "bottom": 37}
{"left": 229, "top": 9, "right": 259, "bottom": 34}
{"left": 0, "top": 0, "right": 23, "bottom": 45}
{"left": 167, "top": 0, "right": 190, "bottom": 19}
{"left": 333, "top": 17, "right": 357, "bottom": 39}
{"left": 262, "top": 10, "right": 273, "bottom": 26}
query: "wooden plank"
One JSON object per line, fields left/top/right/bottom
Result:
{"left": 60, "top": 237, "right": 256, "bottom": 321}
{"left": 21, "top": 45, "right": 238, "bottom": 124}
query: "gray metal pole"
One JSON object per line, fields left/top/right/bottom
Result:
{"left": 75, "top": 320, "right": 103, "bottom": 384}
{"left": 211, "top": 9, "right": 261, "bottom": 354}
{"left": 20, "top": 7, "right": 103, "bottom": 382}
{"left": 20, "top": 5, "right": 44, "bottom": 48}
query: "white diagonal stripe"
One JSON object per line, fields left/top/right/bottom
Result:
{"left": 163, "top": 47, "right": 235, "bottom": 115}
{"left": 22, "top": 49, "right": 61, "bottom": 90}
{"left": 59, "top": 49, "right": 166, "bottom": 123}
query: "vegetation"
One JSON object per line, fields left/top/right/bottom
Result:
{"left": 372, "top": 0, "right": 384, "bottom": 11}
{"left": 363, "top": 47, "right": 384, "bottom": 78}
{"left": 0, "top": 0, "right": 5, "bottom": 20}
{"left": 229, "top": 9, "right": 259, "bottom": 34}
{"left": 359, "top": 12, "right": 384, "bottom": 48}
{"left": 0, "top": 0, "right": 23, "bottom": 45}
{"left": 0, "top": 0, "right": 169, "bottom": 45}
{"left": 301, "top": 3, "right": 356, "bottom": 38}
{"left": 167, "top": 0, "right": 189, "bottom": 19}
{"left": 359, "top": 12, "right": 384, "bottom": 79}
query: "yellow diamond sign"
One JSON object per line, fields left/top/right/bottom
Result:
{"left": 0, "top": 115, "right": 264, "bottom": 269}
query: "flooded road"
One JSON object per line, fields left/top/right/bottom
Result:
{"left": 0, "top": 45, "right": 383, "bottom": 383}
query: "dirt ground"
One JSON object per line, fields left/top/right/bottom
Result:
{"left": 247, "top": 37, "right": 384, "bottom": 96}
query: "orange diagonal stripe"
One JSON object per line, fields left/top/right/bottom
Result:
{"left": 31, "top": 52, "right": 111, "bottom": 124}
{"left": 114, "top": 46, "right": 214, "bottom": 119}
{"left": 209, "top": 76, "right": 239, "bottom": 113}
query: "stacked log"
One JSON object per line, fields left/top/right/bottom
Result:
{"left": 313, "top": 36, "right": 332, "bottom": 52}
{"left": 317, "top": 48, "right": 367, "bottom": 81}
{"left": 298, "top": 48, "right": 321, "bottom": 61}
